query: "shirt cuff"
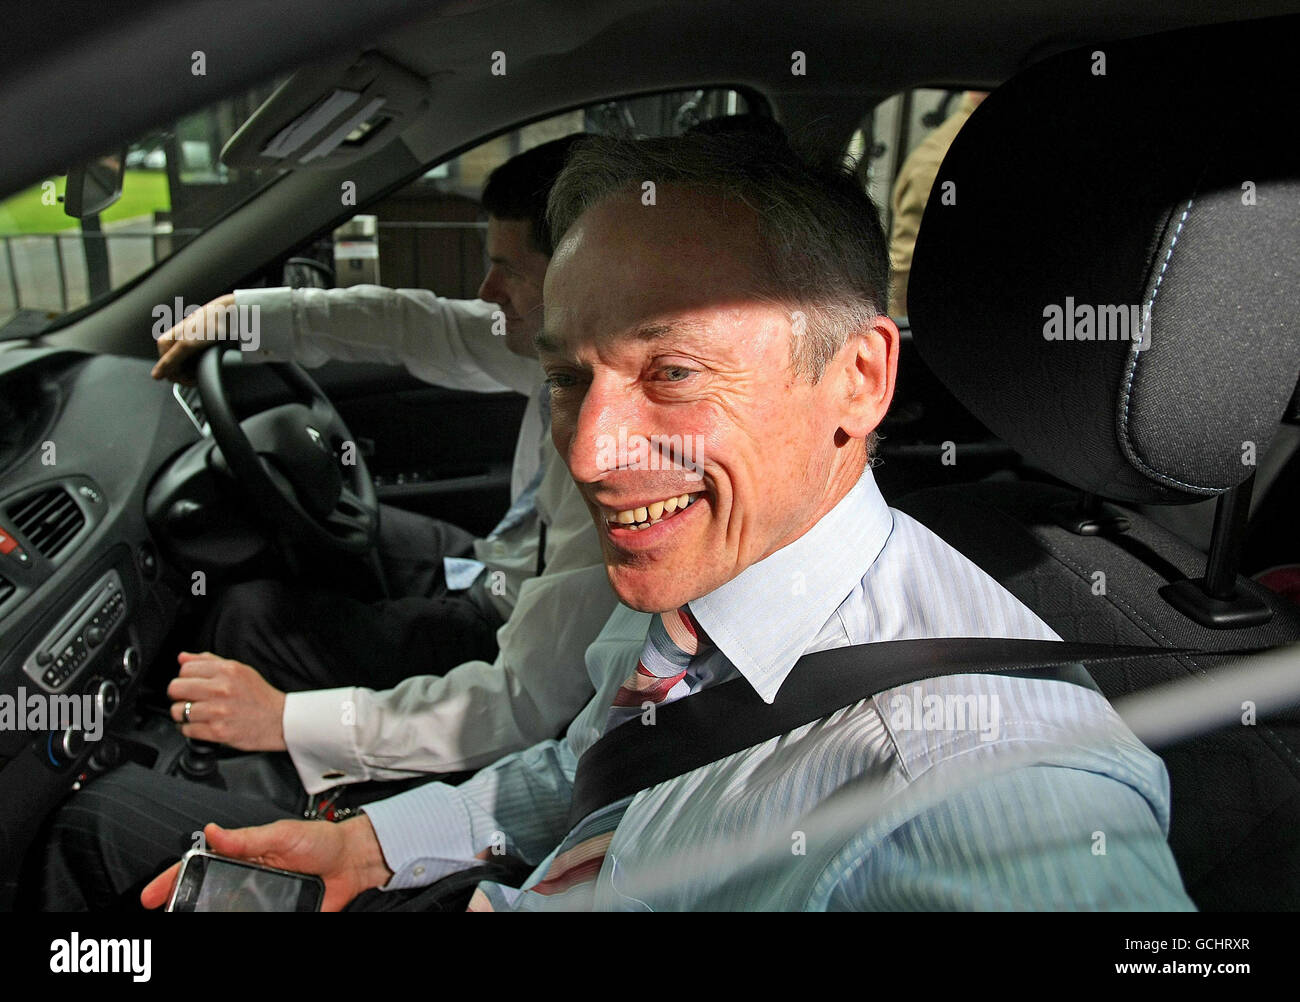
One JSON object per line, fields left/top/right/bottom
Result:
{"left": 283, "top": 687, "right": 367, "bottom": 795}
{"left": 233, "top": 286, "right": 295, "bottom": 361}
{"left": 362, "top": 783, "right": 481, "bottom": 890}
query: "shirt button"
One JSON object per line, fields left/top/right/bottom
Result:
{"left": 413, "top": 865, "right": 426, "bottom": 877}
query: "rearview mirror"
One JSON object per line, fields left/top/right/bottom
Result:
{"left": 64, "top": 149, "right": 126, "bottom": 218}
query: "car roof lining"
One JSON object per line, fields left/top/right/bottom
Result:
{"left": 8, "top": 0, "right": 1299, "bottom": 195}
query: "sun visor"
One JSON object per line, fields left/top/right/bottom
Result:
{"left": 221, "top": 51, "right": 428, "bottom": 170}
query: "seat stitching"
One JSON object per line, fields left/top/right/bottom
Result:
{"left": 1116, "top": 196, "right": 1226, "bottom": 496}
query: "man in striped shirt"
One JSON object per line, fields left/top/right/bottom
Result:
{"left": 143, "top": 130, "right": 1193, "bottom": 911}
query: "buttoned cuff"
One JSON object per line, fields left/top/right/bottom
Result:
{"left": 362, "top": 783, "right": 480, "bottom": 890}
{"left": 283, "top": 687, "right": 367, "bottom": 795}
{"left": 233, "top": 287, "right": 295, "bottom": 361}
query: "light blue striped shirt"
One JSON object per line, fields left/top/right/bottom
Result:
{"left": 363, "top": 469, "right": 1194, "bottom": 910}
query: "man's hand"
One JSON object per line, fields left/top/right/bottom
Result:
{"left": 169, "top": 651, "right": 288, "bottom": 752}
{"left": 141, "top": 817, "right": 394, "bottom": 912}
{"left": 151, "top": 292, "right": 236, "bottom": 384}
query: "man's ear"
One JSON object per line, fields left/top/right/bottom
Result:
{"left": 836, "top": 314, "right": 899, "bottom": 441}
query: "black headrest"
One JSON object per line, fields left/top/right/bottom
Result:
{"left": 909, "top": 15, "right": 1300, "bottom": 505}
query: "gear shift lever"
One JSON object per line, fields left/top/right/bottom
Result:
{"left": 176, "top": 738, "right": 224, "bottom": 786}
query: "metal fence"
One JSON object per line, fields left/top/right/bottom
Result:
{"left": 0, "top": 220, "right": 488, "bottom": 322}
{"left": 0, "top": 228, "right": 201, "bottom": 317}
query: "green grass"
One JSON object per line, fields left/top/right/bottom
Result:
{"left": 0, "top": 170, "right": 171, "bottom": 234}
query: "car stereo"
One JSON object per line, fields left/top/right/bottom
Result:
{"left": 21, "top": 568, "right": 130, "bottom": 692}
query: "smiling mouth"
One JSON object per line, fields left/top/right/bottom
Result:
{"left": 603, "top": 492, "right": 701, "bottom": 531}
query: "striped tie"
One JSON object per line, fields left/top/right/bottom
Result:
{"left": 604, "top": 606, "right": 701, "bottom": 733}
{"left": 467, "top": 607, "right": 704, "bottom": 910}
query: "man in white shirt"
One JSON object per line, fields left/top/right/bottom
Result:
{"left": 151, "top": 135, "right": 592, "bottom": 692}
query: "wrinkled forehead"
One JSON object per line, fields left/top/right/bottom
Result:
{"left": 540, "top": 188, "right": 771, "bottom": 356}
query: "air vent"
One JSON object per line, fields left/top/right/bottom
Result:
{"left": 8, "top": 487, "right": 85, "bottom": 559}
{"left": 0, "top": 573, "right": 13, "bottom": 606}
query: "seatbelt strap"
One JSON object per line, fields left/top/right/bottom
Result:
{"left": 565, "top": 637, "right": 1217, "bottom": 829}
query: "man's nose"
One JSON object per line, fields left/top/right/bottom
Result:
{"left": 561, "top": 379, "right": 642, "bottom": 485}
{"left": 477, "top": 266, "right": 506, "bottom": 306}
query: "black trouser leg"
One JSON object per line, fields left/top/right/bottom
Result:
{"left": 198, "top": 578, "right": 502, "bottom": 691}
{"left": 41, "top": 763, "right": 298, "bottom": 911}
{"left": 195, "top": 506, "right": 501, "bottom": 692}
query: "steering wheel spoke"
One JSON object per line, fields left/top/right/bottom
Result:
{"left": 324, "top": 488, "right": 374, "bottom": 541}
{"left": 197, "top": 347, "right": 380, "bottom": 555}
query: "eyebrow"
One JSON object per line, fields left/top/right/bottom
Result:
{"left": 632, "top": 320, "right": 710, "bottom": 342}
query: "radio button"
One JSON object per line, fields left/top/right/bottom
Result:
{"left": 60, "top": 727, "right": 86, "bottom": 761}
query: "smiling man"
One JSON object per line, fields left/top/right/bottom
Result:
{"left": 142, "top": 131, "right": 1192, "bottom": 911}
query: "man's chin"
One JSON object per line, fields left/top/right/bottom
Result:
{"left": 605, "top": 565, "right": 705, "bottom": 615}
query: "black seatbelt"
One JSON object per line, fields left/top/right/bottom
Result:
{"left": 565, "top": 637, "right": 1219, "bottom": 829}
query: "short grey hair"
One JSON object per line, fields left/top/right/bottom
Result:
{"left": 546, "top": 131, "right": 890, "bottom": 383}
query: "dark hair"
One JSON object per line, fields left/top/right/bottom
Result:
{"left": 685, "top": 113, "right": 790, "bottom": 147}
{"left": 547, "top": 131, "right": 889, "bottom": 381}
{"left": 481, "top": 133, "right": 587, "bottom": 255}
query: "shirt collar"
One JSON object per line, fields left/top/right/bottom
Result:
{"left": 688, "top": 467, "right": 893, "bottom": 704}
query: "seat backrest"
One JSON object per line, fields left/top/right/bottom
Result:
{"left": 901, "top": 16, "right": 1300, "bottom": 909}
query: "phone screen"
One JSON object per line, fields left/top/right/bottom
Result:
{"left": 169, "top": 852, "right": 324, "bottom": 912}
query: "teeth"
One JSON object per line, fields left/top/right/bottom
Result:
{"left": 608, "top": 492, "right": 698, "bottom": 527}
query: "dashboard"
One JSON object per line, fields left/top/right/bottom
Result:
{"left": 0, "top": 345, "right": 200, "bottom": 908}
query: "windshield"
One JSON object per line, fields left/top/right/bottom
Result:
{"left": 0, "top": 80, "right": 286, "bottom": 338}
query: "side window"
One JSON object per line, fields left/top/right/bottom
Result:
{"left": 321, "top": 89, "right": 754, "bottom": 298}
{"left": 0, "top": 81, "right": 283, "bottom": 331}
{"left": 847, "top": 88, "right": 987, "bottom": 317}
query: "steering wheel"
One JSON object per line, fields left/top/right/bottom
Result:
{"left": 196, "top": 345, "right": 379, "bottom": 556}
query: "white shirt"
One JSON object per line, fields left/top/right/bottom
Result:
{"left": 233, "top": 286, "right": 615, "bottom": 793}
{"left": 237, "top": 286, "right": 544, "bottom": 496}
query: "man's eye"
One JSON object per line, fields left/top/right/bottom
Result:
{"left": 545, "top": 372, "right": 578, "bottom": 390}
{"left": 660, "top": 366, "right": 693, "bottom": 382}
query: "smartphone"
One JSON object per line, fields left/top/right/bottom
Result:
{"left": 166, "top": 848, "right": 324, "bottom": 912}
